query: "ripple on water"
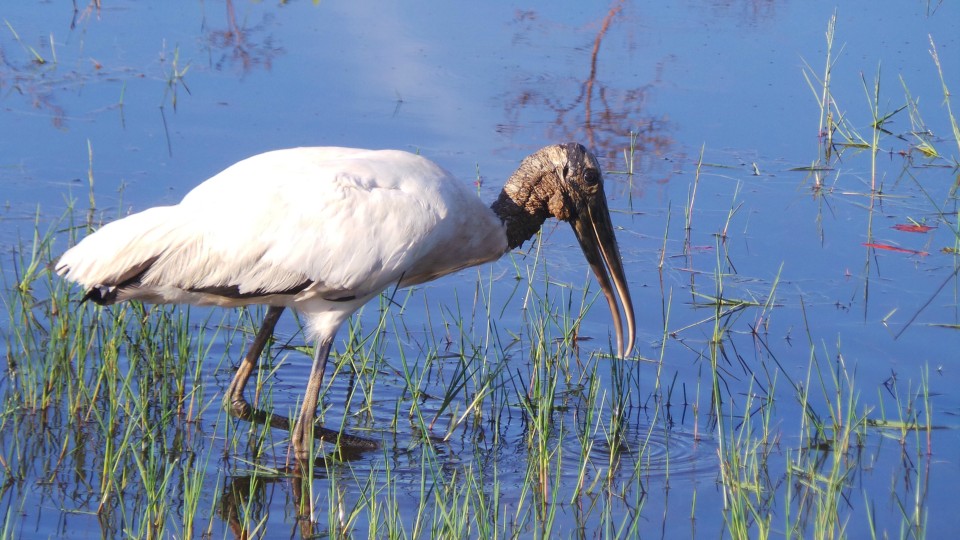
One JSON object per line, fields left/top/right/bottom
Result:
{"left": 201, "top": 353, "right": 719, "bottom": 489}
{"left": 557, "top": 422, "right": 719, "bottom": 484}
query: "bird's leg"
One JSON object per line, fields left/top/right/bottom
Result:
{"left": 225, "top": 305, "right": 285, "bottom": 417}
{"left": 292, "top": 336, "right": 333, "bottom": 461}
{"left": 225, "top": 309, "right": 377, "bottom": 456}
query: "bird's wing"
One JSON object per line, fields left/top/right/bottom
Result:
{"left": 58, "top": 148, "right": 506, "bottom": 305}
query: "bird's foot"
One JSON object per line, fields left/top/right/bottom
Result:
{"left": 225, "top": 398, "right": 377, "bottom": 459}
{"left": 312, "top": 425, "right": 379, "bottom": 450}
{"left": 226, "top": 396, "right": 253, "bottom": 419}
{"left": 292, "top": 420, "right": 379, "bottom": 462}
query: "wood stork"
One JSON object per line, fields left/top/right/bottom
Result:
{"left": 56, "top": 142, "right": 635, "bottom": 460}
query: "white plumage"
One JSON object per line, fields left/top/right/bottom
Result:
{"left": 57, "top": 143, "right": 635, "bottom": 461}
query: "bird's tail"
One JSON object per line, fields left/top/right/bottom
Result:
{"left": 55, "top": 206, "right": 183, "bottom": 305}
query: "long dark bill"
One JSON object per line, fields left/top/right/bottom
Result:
{"left": 571, "top": 193, "right": 636, "bottom": 358}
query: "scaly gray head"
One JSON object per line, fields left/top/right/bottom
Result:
{"left": 491, "top": 142, "right": 636, "bottom": 357}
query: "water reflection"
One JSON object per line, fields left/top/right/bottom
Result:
{"left": 0, "top": 40, "right": 68, "bottom": 128}
{"left": 203, "top": 0, "right": 284, "bottom": 74}
{"left": 218, "top": 456, "right": 362, "bottom": 540}
{"left": 502, "top": 1, "right": 673, "bottom": 179}
{"left": 69, "top": 0, "right": 102, "bottom": 29}
{"left": 700, "top": 0, "right": 781, "bottom": 27}
{"left": 2, "top": 1, "right": 959, "bottom": 538}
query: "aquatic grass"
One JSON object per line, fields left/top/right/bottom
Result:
{"left": 0, "top": 193, "right": 237, "bottom": 537}
{"left": 636, "top": 272, "right": 674, "bottom": 495}
{"left": 429, "top": 299, "right": 493, "bottom": 438}
{"left": 704, "top": 278, "right": 876, "bottom": 540}
{"left": 806, "top": 28, "right": 960, "bottom": 335}
{"left": 720, "top": 381, "right": 776, "bottom": 539}
{"left": 518, "top": 337, "right": 560, "bottom": 509}
{"left": 684, "top": 144, "right": 705, "bottom": 248}
{"left": 182, "top": 309, "right": 228, "bottom": 424}
{"left": 802, "top": 363, "right": 860, "bottom": 538}
{"left": 3, "top": 209, "right": 76, "bottom": 411}
{"left": 218, "top": 311, "right": 285, "bottom": 460}
{"left": 859, "top": 64, "right": 906, "bottom": 192}
{"left": 358, "top": 457, "right": 405, "bottom": 539}
{"left": 391, "top": 271, "right": 510, "bottom": 445}
{"left": 3, "top": 99, "right": 956, "bottom": 539}
{"left": 706, "top": 260, "right": 785, "bottom": 538}
{"left": 290, "top": 262, "right": 542, "bottom": 537}
{"left": 158, "top": 43, "right": 191, "bottom": 155}
{"left": 129, "top": 436, "right": 178, "bottom": 537}
{"left": 86, "top": 343, "right": 139, "bottom": 512}
{"left": 801, "top": 16, "right": 953, "bottom": 322}
{"left": 802, "top": 10, "right": 840, "bottom": 167}
{"left": 901, "top": 76, "right": 941, "bottom": 160}
{"left": 870, "top": 365, "right": 936, "bottom": 458}
{"left": 0, "top": 22, "right": 825, "bottom": 536}
{"left": 395, "top": 323, "right": 436, "bottom": 445}
{"left": 769, "top": 292, "right": 870, "bottom": 539}
{"left": 2, "top": 19, "right": 46, "bottom": 65}
{"left": 571, "top": 361, "right": 603, "bottom": 501}
{"left": 608, "top": 128, "right": 641, "bottom": 209}
{"left": 889, "top": 370, "right": 934, "bottom": 540}
{"left": 218, "top": 462, "right": 275, "bottom": 538}
{"left": 161, "top": 44, "right": 191, "bottom": 112}
{"left": 799, "top": 11, "right": 894, "bottom": 187}
{"left": 180, "top": 440, "right": 218, "bottom": 539}
{"left": 706, "top": 233, "right": 735, "bottom": 515}
{"left": 928, "top": 36, "right": 960, "bottom": 166}
{"left": 681, "top": 145, "right": 892, "bottom": 539}
{"left": 332, "top": 299, "right": 393, "bottom": 431}
{"left": 84, "top": 140, "right": 97, "bottom": 225}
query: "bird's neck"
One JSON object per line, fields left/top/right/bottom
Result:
{"left": 490, "top": 169, "right": 553, "bottom": 250}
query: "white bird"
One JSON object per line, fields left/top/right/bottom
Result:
{"left": 56, "top": 143, "right": 635, "bottom": 460}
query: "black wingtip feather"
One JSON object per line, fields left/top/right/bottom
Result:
{"left": 187, "top": 280, "right": 314, "bottom": 300}
{"left": 81, "top": 287, "right": 117, "bottom": 306}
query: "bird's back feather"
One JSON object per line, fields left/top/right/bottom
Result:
{"left": 56, "top": 147, "right": 508, "bottom": 310}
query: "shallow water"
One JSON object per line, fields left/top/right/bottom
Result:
{"left": 1, "top": 1, "right": 959, "bottom": 537}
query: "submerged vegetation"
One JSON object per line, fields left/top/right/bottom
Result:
{"left": 1, "top": 5, "right": 958, "bottom": 540}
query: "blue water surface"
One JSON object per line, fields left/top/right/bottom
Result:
{"left": 1, "top": 1, "right": 958, "bottom": 537}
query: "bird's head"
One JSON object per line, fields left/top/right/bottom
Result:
{"left": 493, "top": 142, "right": 636, "bottom": 357}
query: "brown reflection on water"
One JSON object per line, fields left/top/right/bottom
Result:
{"left": 218, "top": 449, "right": 374, "bottom": 540}
{"left": 502, "top": 1, "right": 674, "bottom": 180}
{"left": 702, "top": 0, "right": 781, "bottom": 27}
{"left": 0, "top": 39, "right": 69, "bottom": 128}
{"left": 218, "top": 473, "right": 322, "bottom": 539}
{"left": 204, "top": 0, "right": 284, "bottom": 74}
{"left": 70, "top": 0, "right": 102, "bottom": 28}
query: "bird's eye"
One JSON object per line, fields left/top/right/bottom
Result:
{"left": 583, "top": 168, "right": 600, "bottom": 186}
